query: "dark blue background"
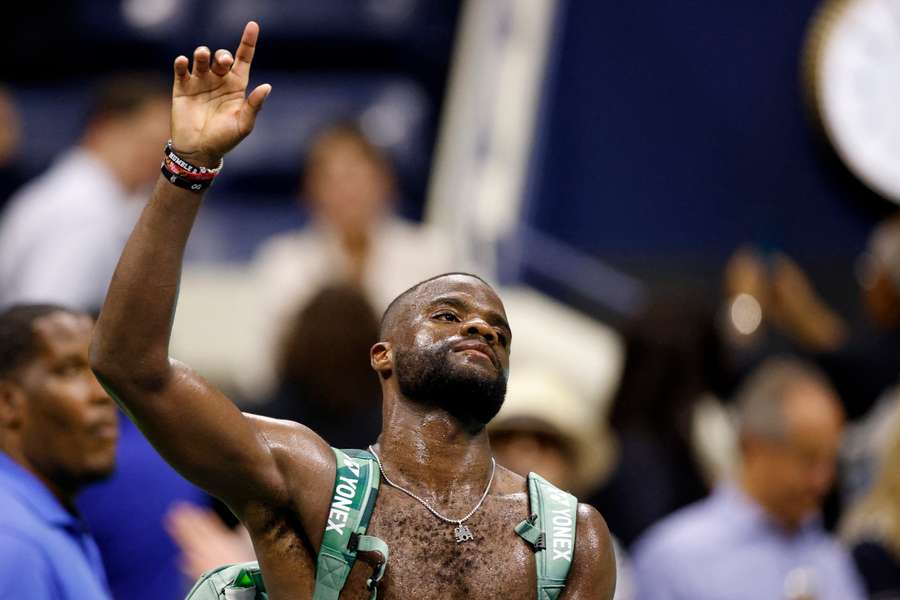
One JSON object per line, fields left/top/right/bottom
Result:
{"left": 526, "top": 0, "right": 894, "bottom": 309}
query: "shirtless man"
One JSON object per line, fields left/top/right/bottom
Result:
{"left": 89, "top": 22, "right": 616, "bottom": 599}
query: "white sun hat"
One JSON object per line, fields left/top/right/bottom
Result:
{"left": 490, "top": 368, "right": 617, "bottom": 496}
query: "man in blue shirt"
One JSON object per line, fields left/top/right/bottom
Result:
{"left": 0, "top": 304, "right": 117, "bottom": 599}
{"left": 633, "top": 357, "right": 865, "bottom": 600}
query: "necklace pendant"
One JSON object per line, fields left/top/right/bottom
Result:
{"left": 454, "top": 524, "right": 475, "bottom": 543}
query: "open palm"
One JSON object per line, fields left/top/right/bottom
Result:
{"left": 171, "top": 21, "right": 271, "bottom": 164}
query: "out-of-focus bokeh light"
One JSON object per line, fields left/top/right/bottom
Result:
{"left": 730, "top": 292, "right": 762, "bottom": 336}
{"left": 122, "top": 0, "right": 178, "bottom": 30}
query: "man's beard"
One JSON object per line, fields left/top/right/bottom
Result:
{"left": 394, "top": 337, "right": 507, "bottom": 428}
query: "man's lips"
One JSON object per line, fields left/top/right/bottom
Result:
{"left": 452, "top": 340, "right": 499, "bottom": 368}
{"left": 88, "top": 420, "right": 119, "bottom": 441}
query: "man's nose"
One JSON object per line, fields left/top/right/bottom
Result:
{"left": 461, "top": 317, "right": 495, "bottom": 342}
{"left": 88, "top": 373, "right": 114, "bottom": 406}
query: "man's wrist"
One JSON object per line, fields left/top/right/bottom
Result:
{"left": 162, "top": 141, "right": 223, "bottom": 193}
{"left": 169, "top": 144, "right": 223, "bottom": 169}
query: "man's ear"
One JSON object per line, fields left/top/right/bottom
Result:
{"left": 370, "top": 342, "right": 393, "bottom": 379}
{"left": 0, "top": 380, "right": 26, "bottom": 429}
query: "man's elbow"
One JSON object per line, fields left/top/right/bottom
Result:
{"left": 89, "top": 334, "right": 170, "bottom": 393}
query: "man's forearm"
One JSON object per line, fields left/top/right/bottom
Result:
{"left": 93, "top": 20, "right": 267, "bottom": 390}
{"left": 92, "top": 176, "right": 205, "bottom": 387}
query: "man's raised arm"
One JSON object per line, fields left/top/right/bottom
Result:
{"left": 91, "top": 22, "right": 327, "bottom": 512}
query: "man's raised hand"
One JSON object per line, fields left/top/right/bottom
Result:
{"left": 171, "top": 21, "right": 271, "bottom": 166}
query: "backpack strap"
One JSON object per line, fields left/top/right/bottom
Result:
{"left": 183, "top": 448, "right": 387, "bottom": 600}
{"left": 313, "top": 448, "right": 387, "bottom": 600}
{"left": 514, "top": 473, "right": 578, "bottom": 600}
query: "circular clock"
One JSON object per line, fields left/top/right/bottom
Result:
{"left": 805, "top": 0, "right": 900, "bottom": 203}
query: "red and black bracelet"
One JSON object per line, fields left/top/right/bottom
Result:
{"left": 160, "top": 141, "right": 223, "bottom": 192}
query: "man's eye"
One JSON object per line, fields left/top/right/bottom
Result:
{"left": 55, "top": 364, "right": 82, "bottom": 377}
{"left": 497, "top": 332, "right": 508, "bottom": 347}
{"left": 434, "top": 312, "right": 459, "bottom": 322}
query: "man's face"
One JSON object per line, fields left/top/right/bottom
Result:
{"left": 390, "top": 276, "right": 511, "bottom": 428}
{"left": 748, "top": 381, "right": 843, "bottom": 528}
{"left": 14, "top": 312, "right": 118, "bottom": 490}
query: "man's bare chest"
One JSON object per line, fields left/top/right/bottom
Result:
{"left": 339, "top": 489, "right": 538, "bottom": 600}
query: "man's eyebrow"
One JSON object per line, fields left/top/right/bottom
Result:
{"left": 427, "top": 295, "right": 511, "bottom": 333}
{"left": 58, "top": 350, "right": 89, "bottom": 364}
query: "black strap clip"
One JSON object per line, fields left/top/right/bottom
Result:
{"left": 348, "top": 532, "right": 360, "bottom": 552}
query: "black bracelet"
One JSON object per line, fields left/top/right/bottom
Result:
{"left": 160, "top": 161, "right": 214, "bottom": 192}
{"left": 164, "top": 140, "right": 223, "bottom": 175}
{"left": 160, "top": 141, "right": 222, "bottom": 193}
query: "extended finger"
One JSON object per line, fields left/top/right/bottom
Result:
{"left": 210, "top": 49, "right": 233, "bottom": 77}
{"left": 238, "top": 83, "right": 272, "bottom": 133}
{"left": 173, "top": 55, "right": 189, "bottom": 84}
{"left": 192, "top": 46, "right": 211, "bottom": 76}
{"left": 246, "top": 83, "right": 271, "bottom": 113}
{"left": 231, "top": 21, "right": 259, "bottom": 79}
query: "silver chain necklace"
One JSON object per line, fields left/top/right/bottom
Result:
{"left": 368, "top": 445, "right": 495, "bottom": 543}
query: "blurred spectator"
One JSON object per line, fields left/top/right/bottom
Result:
{"left": 723, "top": 219, "right": 900, "bottom": 514}
{"left": 856, "top": 216, "right": 900, "bottom": 332}
{"left": 0, "top": 74, "right": 169, "bottom": 312}
{"left": 839, "top": 217, "right": 900, "bottom": 506}
{"left": 0, "top": 86, "right": 24, "bottom": 208}
{"left": 164, "top": 502, "right": 255, "bottom": 584}
{"left": 0, "top": 304, "right": 117, "bottom": 598}
{"left": 591, "top": 296, "right": 736, "bottom": 547}
{"left": 250, "top": 122, "right": 453, "bottom": 396}
{"left": 489, "top": 369, "right": 633, "bottom": 600}
{"left": 263, "top": 283, "right": 382, "bottom": 447}
{"left": 489, "top": 369, "right": 613, "bottom": 497}
{"left": 632, "top": 357, "right": 864, "bottom": 600}
{"left": 722, "top": 215, "right": 900, "bottom": 422}
{"left": 76, "top": 414, "right": 213, "bottom": 600}
{"left": 841, "top": 418, "right": 900, "bottom": 598}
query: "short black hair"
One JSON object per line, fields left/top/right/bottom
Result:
{"left": 379, "top": 272, "right": 494, "bottom": 338}
{"left": 0, "top": 304, "right": 79, "bottom": 379}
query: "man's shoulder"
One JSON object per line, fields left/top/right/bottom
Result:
{"left": 0, "top": 525, "right": 48, "bottom": 558}
{"left": 0, "top": 508, "right": 57, "bottom": 579}
{"left": 812, "top": 528, "right": 862, "bottom": 569}
{"left": 493, "top": 468, "right": 605, "bottom": 537}
{"left": 0, "top": 526, "right": 57, "bottom": 594}
{"left": 1, "top": 157, "right": 114, "bottom": 237}
{"left": 6, "top": 151, "right": 109, "bottom": 205}
{"left": 242, "top": 413, "right": 336, "bottom": 504}
{"left": 0, "top": 485, "right": 49, "bottom": 534}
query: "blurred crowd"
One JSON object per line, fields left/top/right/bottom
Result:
{"left": 1, "top": 9, "right": 899, "bottom": 600}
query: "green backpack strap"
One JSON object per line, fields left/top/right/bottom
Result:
{"left": 313, "top": 447, "right": 387, "bottom": 600}
{"left": 183, "top": 561, "right": 267, "bottom": 600}
{"left": 514, "top": 473, "right": 578, "bottom": 600}
{"left": 184, "top": 448, "right": 386, "bottom": 600}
